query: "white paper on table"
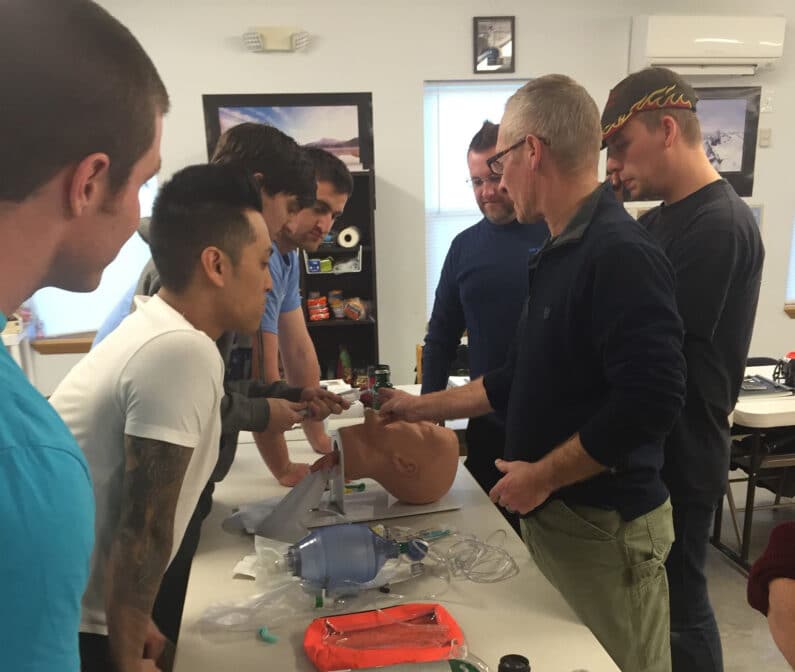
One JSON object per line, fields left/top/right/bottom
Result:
{"left": 232, "top": 554, "right": 258, "bottom": 579}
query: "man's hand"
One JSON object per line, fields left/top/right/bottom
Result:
{"left": 377, "top": 388, "right": 432, "bottom": 423}
{"left": 310, "top": 451, "right": 340, "bottom": 473}
{"left": 767, "top": 577, "right": 795, "bottom": 668}
{"left": 267, "top": 398, "right": 307, "bottom": 433}
{"left": 143, "top": 620, "right": 165, "bottom": 662}
{"left": 489, "top": 459, "right": 555, "bottom": 515}
{"left": 304, "top": 425, "right": 333, "bottom": 455}
{"left": 115, "top": 655, "right": 161, "bottom": 672}
{"left": 300, "top": 387, "right": 349, "bottom": 420}
{"left": 273, "top": 460, "right": 310, "bottom": 487}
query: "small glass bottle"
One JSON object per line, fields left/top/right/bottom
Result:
{"left": 372, "top": 364, "right": 392, "bottom": 410}
{"left": 498, "top": 654, "right": 530, "bottom": 672}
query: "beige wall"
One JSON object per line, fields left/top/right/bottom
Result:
{"left": 65, "top": 0, "right": 793, "bottom": 384}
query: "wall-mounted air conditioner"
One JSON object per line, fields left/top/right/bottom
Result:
{"left": 630, "top": 15, "right": 786, "bottom": 76}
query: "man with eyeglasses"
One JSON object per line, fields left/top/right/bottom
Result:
{"left": 380, "top": 75, "right": 686, "bottom": 672}
{"left": 422, "top": 121, "right": 547, "bottom": 532}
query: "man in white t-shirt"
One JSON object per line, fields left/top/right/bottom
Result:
{"left": 51, "top": 164, "right": 288, "bottom": 672}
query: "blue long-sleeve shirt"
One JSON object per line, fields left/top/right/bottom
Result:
{"left": 422, "top": 217, "right": 548, "bottom": 394}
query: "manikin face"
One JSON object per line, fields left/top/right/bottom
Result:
{"left": 336, "top": 411, "right": 459, "bottom": 505}
{"left": 56, "top": 113, "right": 164, "bottom": 291}
{"left": 281, "top": 180, "right": 349, "bottom": 253}
{"left": 467, "top": 149, "right": 515, "bottom": 225}
{"left": 222, "top": 209, "right": 273, "bottom": 334}
{"left": 604, "top": 115, "right": 667, "bottom": 202}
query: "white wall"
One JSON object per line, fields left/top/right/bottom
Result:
{"left": 30, "top": 351, "right": 84, "bottom": 398}
{"left": 85, "top": 0, "right": 795, "bottom": 384}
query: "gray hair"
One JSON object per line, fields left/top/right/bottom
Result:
{"left": 502, "top": 74, "right": 601, "bottom": 173}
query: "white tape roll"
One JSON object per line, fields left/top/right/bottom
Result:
{"left": 337, "top": 226, "right": 361, "bottom": 248}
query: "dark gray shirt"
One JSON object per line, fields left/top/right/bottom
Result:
{"left": 640, "top": 179, "right": 765, "bottom": 502}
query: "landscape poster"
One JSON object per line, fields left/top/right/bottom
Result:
{"left": 202, "top": 92, "right": 374, "bottom": 170}
{"left": 694, "top": 86, "right": 761, "bottom": 197}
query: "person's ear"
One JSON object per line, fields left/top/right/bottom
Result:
{"left": 528, "top": 136, "right": 544, "bottom": 172}
{"left": 67, "top": 153, "right": 112, "bottom": 217}
{"left": 661, "top": 115, "right": 677, "bottom": 148}
{"left": 199, "top": 246, "right": 228, "bottom": 288}
{"left": 391, "top": 453, "right": 418, "bottom": 476}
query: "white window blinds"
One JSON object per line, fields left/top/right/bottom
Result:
{"left": 423, "top": 80, "right": 525, "bottom": 317}
{"left": 28, "top": 178, "right": 158, "bottom": 337}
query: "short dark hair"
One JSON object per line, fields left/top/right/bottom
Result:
{"left": 0, "top": 0, "right": 169, "bottom": 202}
{"left": 638, "top": 108, "right": 703, "bottom": 147}
{"left": 150, "top": 164, "right": 263, "bottom": 293}
{"left": 468, "top": 121, "right": 500, "bottom": 154}
{"left": 305, "top": 147, "right": 354, "bottom": 196}
{"left": 211, "top": 123, "right": 316, "bottom": 209}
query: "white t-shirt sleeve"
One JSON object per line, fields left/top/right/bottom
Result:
{"left": 118, "top": 330, "right": 224, "bottom": 448}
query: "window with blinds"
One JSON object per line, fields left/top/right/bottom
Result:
{"left": 423, "top": 79, "right": 526, "bottom": 317}
{"left": 28, "top": 178, "right": 158, "bottom": 337}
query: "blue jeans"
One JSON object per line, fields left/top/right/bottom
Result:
{"left": 666, "top": 499, "right": 724, "bottom": 672}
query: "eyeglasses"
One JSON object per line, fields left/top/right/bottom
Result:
{"left": 486, "top": 136, "right": 550, "bottom": 176}
{"left": 467, "top": 174, "right": 503, "bottom": 188}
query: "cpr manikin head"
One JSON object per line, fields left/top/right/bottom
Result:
{"left": 336, "top": 410, "right": 459, "bottom": 504}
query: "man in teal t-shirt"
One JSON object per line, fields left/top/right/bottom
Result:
{"left": 0, "top": 2, "right": 169, "bottom": 670}
{"left": 0, "top": 313, "right": 95, "bottom": 668}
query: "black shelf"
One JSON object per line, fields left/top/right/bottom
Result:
{"left": 306, "top": 318, "right": 376, "bottom": 329}
{"left": 313, "top": 244, "right": 370, "bottom": 256}
{"left": 301, "top": 171, "right": 378, "bottom": 373}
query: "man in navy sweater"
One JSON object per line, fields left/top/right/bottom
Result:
{"left": 381, "top": 74, "right": 686, "bottom": 672}
{"left": 422, "top": 121, "right": 547, "bottom": 530}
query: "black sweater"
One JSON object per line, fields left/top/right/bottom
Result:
{"left": 484, "top": 184, "right": 686, "bottom": 520}
{"left": 422, "top": 217, "right": 548, "bottom": 393}
{"left": 640, "top": 180, "right": 764, "bottom": 502}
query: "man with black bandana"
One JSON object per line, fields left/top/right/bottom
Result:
{"left": 603, "top": 66, "right": 765, "bottom": 672}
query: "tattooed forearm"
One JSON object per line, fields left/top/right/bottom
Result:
{"left": 111, "top": 435, "right": 192, "bottom": 609}
{"left": 106, "top": 435, "right": 193, "bottom": 668}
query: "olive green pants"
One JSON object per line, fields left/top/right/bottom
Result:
{"left": 521, "top": 498, "right": 674, "bottom": 672}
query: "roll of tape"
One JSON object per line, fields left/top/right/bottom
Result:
{"left": 337, "top": 226, "right": 361, "bottom": 248}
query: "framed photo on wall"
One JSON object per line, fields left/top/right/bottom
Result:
{"left": 202, "top": 92, "right": 374, "bottom": 170}
{"left": 693, "top": 86, "right": 761, "bottom": 197}
{"left": 473, "top": 16, "right": 515, "bottom": 74}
